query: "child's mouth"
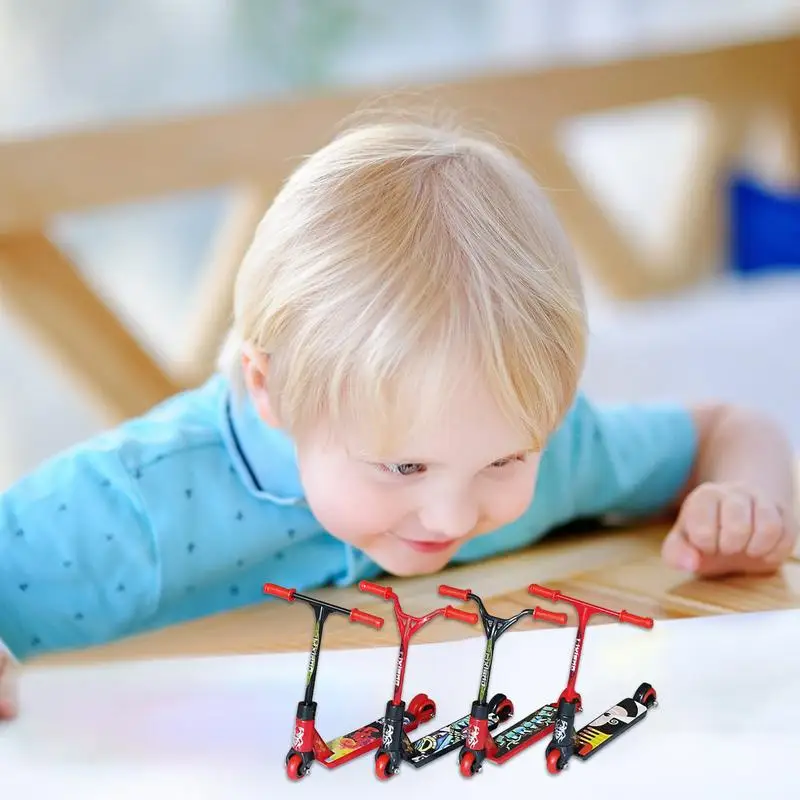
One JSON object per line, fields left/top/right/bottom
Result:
{"left": 398, "top": 538, "right": 456, "bottom": 554}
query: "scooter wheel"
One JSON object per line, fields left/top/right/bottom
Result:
{"left": 546, "top": 748, "right": 565, "bottom": 774}
{"left": 375, "top": 752, "right": 395, "bottom": 781}
{"left": 286, "top": 754, "right": 307, "bottom": 780}
{"left": 408, "top": 693, "right": 436, "bottom": 723}
{"left": 489, "top": 693, "right": 514, "bottom": 722}
{"left": 459, "top": 751, "right": 480, "bottom": 778}
{"left": 634, "top": 682, "right": 657, "bottom": 708}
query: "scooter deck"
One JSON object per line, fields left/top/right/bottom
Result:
{"left": 321, "top": 711, "right": 417, "bottom": 768}
{"left": 574, "top": 696, "right": 649, "bottom": 760}
{"left": 405, "top": 710, "right": 502, "bottom": 768}
{"left": 487, "top": 703, "right": 558, "bottom": 764}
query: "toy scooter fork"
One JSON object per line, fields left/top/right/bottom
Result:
{"left": 360, "top": 579, "right": 479, "bottom": 780}
{"left": 288, "top": 606, "right": 334, "bottom": 772}
{"left": 527, "top": 583, "right": 653, "bottom": 775}
{"left": 264, "top": 582, "right": 385, "bottom": 780}
{"left": 378, "top": 631, "right": 416, "bottom": 773}
{"left": 546, "top": 626, "right": 585, "bottom": 769}
{"left": 460, "top": 640, "right": 498, "bottom": 769}
{"left": 446, "top": 585, "right": 567, "bottom": 777}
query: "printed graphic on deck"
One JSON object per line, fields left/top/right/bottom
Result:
{"left": 575, "top": 697, "right": 646, "bottom": 757}
{"left": 323, "top": 713, "right": 413, "bottom": 764}
{"left": 407, "top": 711, "right": 500, "bottom": 766}
{"left": 490, "top": 704, "right": 558, "bottom": 759}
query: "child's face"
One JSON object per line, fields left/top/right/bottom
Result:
{"left": 292, "top": 375, "right": 543, "bottom": 577}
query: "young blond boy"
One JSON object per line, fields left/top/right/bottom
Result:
{"left": 0, "top": 116, "right": 796, "bottom": 719}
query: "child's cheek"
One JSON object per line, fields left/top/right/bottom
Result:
{"left": 486, "top": 464, "right": 540, "bottom": 528}
{"left": 302, "top": 468, "right": 397, "bottom": 548}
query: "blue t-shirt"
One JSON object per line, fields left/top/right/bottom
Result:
{"left": 0, "top": 375, "right": 696, "bottom": 661}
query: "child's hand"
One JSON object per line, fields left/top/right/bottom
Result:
{"left": 0, "top": 647, "right": 20, "bottom": 720}
{"left": 661, "top": 481, "right": 797, "bottom": 577}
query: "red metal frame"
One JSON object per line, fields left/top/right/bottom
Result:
{"left": 359, "top": 580, "right": 478, "bottom": 705}
{"left": 528, "top": 584, "right": 653, "bottom": 708}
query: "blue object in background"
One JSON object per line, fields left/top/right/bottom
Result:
{"left": 728, "top": 172, "right": 800, "bottom": 276}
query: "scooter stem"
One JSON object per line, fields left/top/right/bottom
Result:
{"left": 439, "top": 584, "right": 568, "bottom": 703}
{"left": 263, "top": 583, "right": 385, "bottom": 703}
{"left": 527, "top": 583, "right": 653, "bottom": 701}
{"left": 359, "top": 580, "right": 478, "bottom": 705}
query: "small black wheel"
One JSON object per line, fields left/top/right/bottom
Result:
{"left": 489, "top": 692, "right": 514, "bottom": 721}
{"left": 634, "top": 682, "right": 657, "bottom": 708}
{"left": 417, "top": 701, "right": 436, "bottom": 723}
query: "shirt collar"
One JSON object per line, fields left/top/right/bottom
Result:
{"left": 219, "top": 382, "right": 306, "bottom": 506}
{"left": 217, "top": 376, "right": 376, "bottom": 582}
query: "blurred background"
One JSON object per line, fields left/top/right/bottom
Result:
{"left": 1, "top": 0, "right": 799, "bottom": 492}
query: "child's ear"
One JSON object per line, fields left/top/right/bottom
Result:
{"left": 241, "top": 348, "right": 281, "bottom": 428}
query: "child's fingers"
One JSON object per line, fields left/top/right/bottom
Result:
{"left": 717, "top": 490, "right": 755, "bottom": 556}
{"left": 745, "top": 497, "right": 785, "bottom": 558}
{"left": 0, "top": 652, "right": 19, "bottom": 721}
{"left": 661, "top": 525, "right": 701, "bottom": 572}
{"left": 680, "top": 487, "right": 721, "bottom": 555}
{"left": 762, "top": 523, "right": 798, "bottom": 565}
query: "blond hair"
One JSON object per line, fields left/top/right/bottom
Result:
{"left": 219, "top": 113, "right": 586, "bottom": 453}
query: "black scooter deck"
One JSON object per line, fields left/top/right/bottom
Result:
{"left": 574, "top": 696, "right": 649, "bottom": 760}
{"left": 322, "top": 712, "right": 414, "bottom": 768}
{"left": 405, "top": 710, "right": 502, "bottom": 768}
{"left": 487, "top": 703, "right": 558, "bottom": 764}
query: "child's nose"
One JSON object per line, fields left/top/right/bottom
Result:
{"left": 418, "top": 496, "right": 479, "bottom": 540}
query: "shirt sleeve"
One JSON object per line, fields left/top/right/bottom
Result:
{"left": 558, "top": 392, "right": 699, "bottom": 520}
{"left": 452, "top": 392, "right": 698, "bottom": 564}
{"left": 0, "top": 445, "right": 161, "bottom": 662}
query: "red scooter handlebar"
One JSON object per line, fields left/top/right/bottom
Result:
{"left": 444, "top": 606, "right": 479, "bottom": 625}
{"left": 358, "top": 580, "right": 394, "bottom": 600}
{"left": 438, "top": 584, "right": 471, "bottom": 601}
{"left": 350, "top": 609, "right": 385, "bottom": 629}
{"left": 528, "top": 583, "right": 559, "bottom": 602}
{"left": 263, "top": 582, "right": 295, "bottom": 601}
{"left": 620, "top": 610, "right": 654, "bottom": 628}
{"left": 527, "top": 583, "right": 654, "bottom": 628}
{"left": 533, "top": 607, "right": 568, "bottom": 626}
{"left": 264, "top": 583, "right": 384, "bottom": 628}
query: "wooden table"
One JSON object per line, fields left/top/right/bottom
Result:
{"left": 32, "top": 519, "right": 800, "bottom": 668}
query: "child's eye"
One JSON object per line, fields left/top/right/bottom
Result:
{"left": 378, "top": 463, "right": 426, "bottom": 476}
{"left": 490, "top": 454, "right": 526, "bottom": 469}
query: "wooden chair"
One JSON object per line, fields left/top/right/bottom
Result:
{"left": 0, "top": 34, "right": 797, "bottom": 422}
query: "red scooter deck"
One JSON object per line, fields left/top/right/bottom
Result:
{"left": 486, "top": 703, "right": 558, "bottom": 764}
{"left": 406, "top": 709, "right": 502, "bottom": 768}
{"left": 321, "top": 710, "right": 419, "bottom": 768}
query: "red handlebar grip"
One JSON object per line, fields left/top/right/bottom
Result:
{"left": 358, "top": 580, "right": 393, "bottom": 600}
{"left": 534, "top": 607, "right": 568, "bottom": 626}
{"left": 350, "top": 608, "right": 385, "bottom": 629}
{"left": 438, "top": 584, "right": 471, "bottom": 601}
{"left": 620, "top": 611, "right": 654, "bottom": 628}
{"left": 445, "top": 606, "right": 479, "bottom": 624}
{"left": 263, "top": 583, "right": 295, "bottom": 601}
{"left": 528, "top": 583, "right": 559, "bottom": 601}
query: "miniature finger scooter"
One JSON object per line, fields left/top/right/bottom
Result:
{"left": 413, "top": 584, "right": 569, "bottom": 777}
{"left": 356, "top": 580, "right": 480, "bottom": 780}
{"left": 526, "top": 583, "right": 657, "bottom": 774}
{"left": 265, "top": 583, "right": 433, "bottom": 780}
